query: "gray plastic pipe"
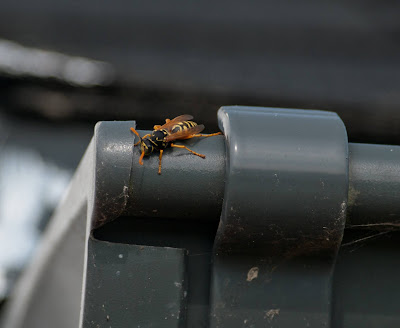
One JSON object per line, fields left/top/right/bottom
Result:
{"left": 122, "top": 130, "right": 400, "bottom": 230}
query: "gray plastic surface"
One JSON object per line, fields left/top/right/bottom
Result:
{"left": 3, "top": 106, "right": 400, "bottom": 328}
{"left": 347, "top": 143, "right": 400, "bottom": 228}
{"left": 211, "top": 106, "right": 349, "bottom": 327}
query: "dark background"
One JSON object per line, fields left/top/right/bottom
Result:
{"left": 0, "top": 0, "right": 400, "bottom": 316}
{"left": 1, "top": 1, "right": 400, "bottom": 149}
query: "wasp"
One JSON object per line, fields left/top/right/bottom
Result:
{"left": 130, "top": 115, "right": 222, "bottom": 174}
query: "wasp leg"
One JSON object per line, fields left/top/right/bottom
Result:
{"left": 182, "top": 132, "right": 223, "bottom": 139}
{"left": 139, "top": 151, "right": 145, "bottom": 165}
{"left": 158, "top": 149, "right": 164, "bottom": 175}
{"left": 170, "top": 143, "right": 206, "bottom": 159}
{"left": 153, "top": 118, "right": 171, "bottom": 130}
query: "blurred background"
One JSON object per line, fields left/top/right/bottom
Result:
{"left": 0, "top": 0, "right": 399, "bottom": 313}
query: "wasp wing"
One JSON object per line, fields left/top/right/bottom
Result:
{"left": 165, "top": 124, "right": 205, "bottom": 142}
{"left": 157, "top": 114, "right": 194, "bottom": 131}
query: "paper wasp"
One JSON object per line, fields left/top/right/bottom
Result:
{"left": 130, "top": 115, "right": 222, "bottom": 174}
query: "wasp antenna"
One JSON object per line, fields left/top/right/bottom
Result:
{"left": 130, "top": 127, "right": 142, "bottom": 146}
{"left": 130, "top": 127, "right": 141, "bottom": 139}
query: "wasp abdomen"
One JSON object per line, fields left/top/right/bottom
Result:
{"left": 171, "top": 121, "right": 197, "bottom": 134}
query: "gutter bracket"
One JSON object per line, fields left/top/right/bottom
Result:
{"left": 211, "top": 106, "right": 349, "bottom": 327}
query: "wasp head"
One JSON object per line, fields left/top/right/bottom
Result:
{"left": 140, "top": 137, "right": 154, "bottom": 156}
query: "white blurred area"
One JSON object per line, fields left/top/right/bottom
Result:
{"left": 0, "top": 39, "right": 115, "bottom": 87}
{"left": 0, "top": 147, "right": 71, "bottom": 299}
